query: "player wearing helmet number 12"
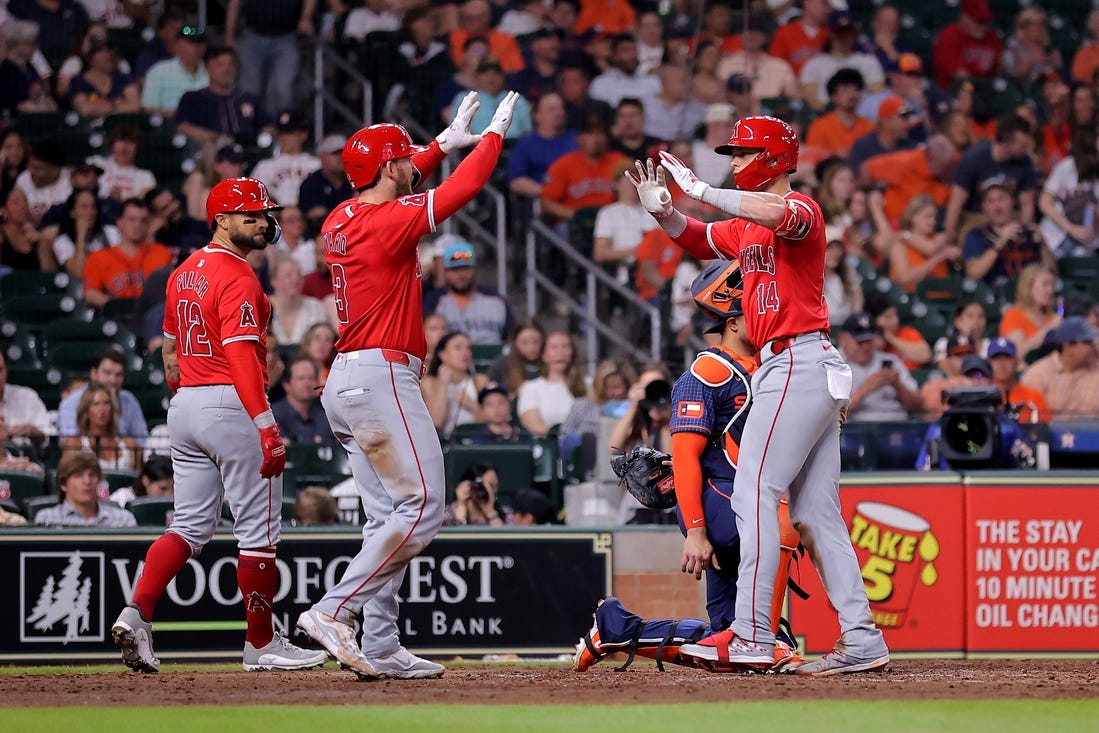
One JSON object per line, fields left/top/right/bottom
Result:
{"left": 294, "top": 91, "right": 521, "bottom": 680}
{"left": 111, "top": 177, "right": 328, "bottom": 674}
{"left": 627, "top": 116, "right": 889, "bottom": 675}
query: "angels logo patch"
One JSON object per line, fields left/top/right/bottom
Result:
{"left": 399, "top": 193, "right": 428, "bottom": 207}
{"left": 239, "top": 301, "right": 259, "bottom": 328}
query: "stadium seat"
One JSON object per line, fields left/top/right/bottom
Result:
{"left": 101, "top": 469, "right": 139, "bottom": 494}
{"left": 0, "top": 320, "right": 40, "bottom": 366}
{"left": 127, "top": 496, "right": 175, "bottom": 526}
{"left": 283, "top": 443, "right": 351, "bottom": 496}
{"left": 42, "top": 317, "right": 140, "bottom": 371}
{"left": 568, "top": 206, "right": 602, "bottom": 259}
{"left": 282, "top": 497, "right": 296, "bottom": 521}
{"left": 443, "top": 443, "right": 535, "bottom": 506}
{"left": 0, "top": 468, "right": 47, "bottom": 506}
{"left": 0, "top": 271, "right": 76, "bottom": 302}
{"left": 5, "top": 363, "right": 64, "bottom": 409}
{"left": 0, "top": 498, "right": 23, "bottom": 518}
{"left": 0, "top": 294, "right": 91, "bottom": 331}
{"left": 448, "top": 422, "right": 486, "bottom": 445}
{"left": 471, "top": 343, "right": 504, "bottom": 373}
{"left": 1058, "top": 256, "right": 1099, "bottom": 294}
{"left": 24, "top": 495, "right": 60, "bottom": 522}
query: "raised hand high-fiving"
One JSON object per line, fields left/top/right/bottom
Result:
{"left": 659, "top": 150, "right": 710, "bottom": 199}
{"left": 436, "top": 91, "right": 482, "bottom": 153}
{"left": 624, "top": 159, "right": 673, "bottom": 217}
{"left": 484, "top": 91, "right": 521, "bottom": 138}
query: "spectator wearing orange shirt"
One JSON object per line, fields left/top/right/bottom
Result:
{"left": 804, "top": 68, "right": 873, "bottom": 157}
{"left": 449, "top": 0, "right": 525, "bottom": 73}
{"left": 574, "top": 0, "right": 636, "bottom": 36}
{"left": 635, "top": 226, "right": 682, "bottom": 303}
{"left": 866, "top": 291, "right": 931, "bottom": 370}
{"left": 983, "top": 337, "right": 1051, "bottom": 423}
{"left": 540, "top": 119, "right": 625, "bottom": 223}
{"left": 1071, "top": 10, "right": 1099, "bottom": 85}
{"left": 884, "top": 193, "right": 961, "bottom": 292}
{"left": 83, "top": 197, "right": 172, "bottom": 308}
{"left": 768, "top": 0, "right": 830, "bottom": 75}
{"left": 998, "top": 262, "right": 1061, "bottom": 359}
{"left": 860, "top": 134, "right": 959, "bottom": 223}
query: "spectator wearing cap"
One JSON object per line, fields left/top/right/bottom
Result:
{"left": 134, "top": 8, "right": 185, "bottom": 79}
{"left": 693, "top": 103, "right": 738, "bottom": 186}
{"left": 768, "top": 0, "right": 831, "bottom": 76}
{"left": 87, "top": 125, "right": 156, "bottom": 202}
{"left": 861, "top": 134, "right": 959, "bottom": 223}
{"left": 641, "top": 63, "right": 706, "bottom": 141}
{"left": 540, "top": 119, "right": 626, "bottom": 223}
{"left": 509, "top": 28, "right": 563, "bottom": 102}
{"left": 470, "top": 382, "right": 531, "bottom": 444}
{"left": 0, "top": 19, "right": 58, "bottom": 118}
{"left": 175, "top": 45, "right": 271, "bottom": 146}
{"left": 68, "top": 35, "right": 140, "bottom": 118}
{"left": 36, "top": 161, "right": 119, "bottom": 247}
{"left": 716, "top": 12, "right": 799, "bottom": 101}
{"left": 931, "top": 0, "right": 1003, "bottom": 92}
{"left": 449, "top": 57, "right": 532, "bottom": 140}
{"left": 919, "top": 332, "right": 980, "bottom": 418}
{"left": 589, "top": 34, "right": 662, "bottom": 109}
{"left": 424, "top": 241, "right": 515, "bottom": 347}
{"left": 607, "top": 98, "right": 660, "bottom": 161}
{"left": 865, "top": 290, "right": 931, "bottom": 370}
{"left": 7, "top": 0, "right": 89, "bottom": 61}
{"left": 250, "top": 111, "right": 321, "bottom": 207}
{"left": 847, "top": 96, "right": 916, "bottom": 173}
{"left": 805, "top": 68, "right": 874, "bottom": 158}
{"left": 1021, "top": 316, "right": 1099, "bottom": 419}
{"left": 982, "top": 337, "right": 1051, "bottom": 423}
{"left": 14, "top": 141, "right": 71, "bottom": 225}
{"left": 224, "top": 0, "right": 314, "bottom": 116}
{"left": 507, "top": 93, "right": 578, "bottom": 200}
{"left": 298, "top": 134, "right": 352, "bottom": 232}
{"left": 944, "top": 111, "right": 1039, "bottom": 244}
{"left": 997, "top": 262, "right": 1061, "bottom": 358}
{"left": 962, "top": 178, "right": 1054, "bottom": 289}
{"left": 800, "top": 11, "right": 885, "bottom": 112}
{"left": 858, "top": 53, "right": 928, "bottom": 128}
{"left": 341, "top": 0, "right": 402, "bottom": 41}
{"left": 1072, "top": 10, "right": 1099, "bottom": 85}
{"left": 1002, "top": 7, "right": 1063, "bottom": 88}
{"left": 557, "top": 64, "right": 614, "bottom": 132}
{"left": 140, "top": 24, "right": 209, "bottom": 116}
{"left": 182, "top": 143, "right": 246, "bottom": 223}
{"left": 840, "top": 312, "right": 924, "bottom": 421}
{"left": 449, "top": 0, "right": 525, "bottom": 73}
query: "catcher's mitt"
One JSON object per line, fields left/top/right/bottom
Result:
{"left": 609, "top": 446, "right": 676, "bottom": 509}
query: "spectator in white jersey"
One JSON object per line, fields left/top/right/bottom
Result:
{"left": 250, "top": 111, "right": 320, "bottom": 207}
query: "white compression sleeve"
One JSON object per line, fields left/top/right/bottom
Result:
{"left": 699, "top": 187, "right": 744, "bottom": 217}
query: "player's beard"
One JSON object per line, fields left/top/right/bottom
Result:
{"left": 230, "top": 227, "right": 268, "bottom": 252}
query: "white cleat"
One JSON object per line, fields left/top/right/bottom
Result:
{"left": 296, "top": 608, "right": 385, "bottom": 680}
{"left": 366, "top": 647, "right": 445, "bottom": 679}
{"left": 112, "top": 606, "right": 160, "bottom": 674}
{"left": 243, "top": 631, "right": 329, "bottom": 671}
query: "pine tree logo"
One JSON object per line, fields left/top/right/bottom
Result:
{"left": 20, "top": 551, "right": 104, "bottom": 643}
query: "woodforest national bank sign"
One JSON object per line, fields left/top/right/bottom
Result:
{"left": 1, "top": 530, "right": 612, "bottom": 663}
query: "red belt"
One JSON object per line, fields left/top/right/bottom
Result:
{"left": 768, "top": 330, "right": 830, "bottom": 355}
{"left": 380, "top": 349, "right": 410, "bottom": 366}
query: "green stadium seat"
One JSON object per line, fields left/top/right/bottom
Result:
{"left": 24, "top": 495, "right": 60, "bottom": 521}
{"left": 0, "top": 469, "right": 47, "bottom": 506}
{"left": 0, "top": 271, "right": 77, "bottom": 302}
{"left": 0, "top": 320, "right": 40, "bottom": 366}
{"left": 471, "top": 343, "right": 504, "bottom": 374}
{"left": 568, "top": 206, "right": 602, "bottom": 259}
{"left": 443, "top": 443, "right": 534, "bottom": 507}
{"left": 1058, "top": 256, "right": 1099, "bottom": 295}
{"left": 127, "top": 496, "right": 175, "bottom": 526}
{"left": 42, "top": 317, "right": 140, "bottom": 372}
{"left": 283, "top": 443, "right": 351, "bottom": 496}
{"left": 101, "top": 469, "right": 139, "bottom": 494}
{"left": 282, "top": 497, "right": 296, "bottom": 521}
{"left": 5, "top": 363, "right": 64, "bottom": 409}
{"left": 0, "top": 498, "right": 23, "bottom": 518}
{"left": 0, "top": 294, "right": 91, "bottom": 331}
{"left": 448, "top": 422, "right": 486, "bottom": 445}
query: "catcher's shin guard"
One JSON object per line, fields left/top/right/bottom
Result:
{"left": 771, "top": 498, "right": 800, "bottom": 635}
{"left": 575, "top": 596, "right": 713, "bottom": 672}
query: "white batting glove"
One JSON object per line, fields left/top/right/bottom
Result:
{"left": 659, "top": 150, "right": 709, "bottom": 200}
{"left": 484, "top": 90, "right": 521, "bottom": 138}
{"left": 436, "top": 91, "right": 482, "bottom": 153}
{"left": 624, "top": 159, "right": 673, "bottom": 217}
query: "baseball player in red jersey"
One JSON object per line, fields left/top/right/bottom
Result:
{"left": 626, "top": 116, "right": 889, "bottom": 675}
{"left": 295, "top": 91, "right": 520, "bottom": 680}
{"left": 111, "top": 177, "right": 328, "bottom": 673}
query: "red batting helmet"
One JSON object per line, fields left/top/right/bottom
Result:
{"left": 691, "top": 259, "right": 744, "bottom": 333}
{"left": 206, "top": 177, "right": 282, "bottom": 227}
{"left": 714, "top": 115, "right": 799, "bottom": 192}
{"left": 343, "top": 123, "right": 422, "bottom": 189}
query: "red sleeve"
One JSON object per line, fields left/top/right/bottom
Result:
{"left": 672, "top": 431, "right": 708, "bottom": 528}
{"left": 224, "top": 339, "right": 270, "bottom": 421}
{"left": 217, "top": 275, "right": 267, "bottom": 345}
{"left": 430, "top": 132, "right": 504, "bottom": 221}
{"left": 411, "top": 140, "right": 448, "bottom": 189}
{"left": 671, "top": 216, "right": 721, "bottom": 260}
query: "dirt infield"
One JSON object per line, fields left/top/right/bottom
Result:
{"left": 3, "top": 659, "right": 1098, "bottom": 707}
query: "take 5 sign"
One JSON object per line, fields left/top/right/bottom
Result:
{"left": 791, "top": 475, "right": 967, "bottom": 655}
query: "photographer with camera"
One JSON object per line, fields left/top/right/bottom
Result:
{"left": 839, "top": 312, "right": 924, "bottom": 421}
{"left": 443, "top": 462, "right": 513, "bottom": 526}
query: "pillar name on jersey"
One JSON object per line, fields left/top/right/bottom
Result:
{"left": 739, "top": 244, "right": 776, "bottom": 275}
{"left": 20, "top": 551, "right": 105, "bottom": 643}
{"left": 175, "top": 270, "right": 210, "bottom": 299}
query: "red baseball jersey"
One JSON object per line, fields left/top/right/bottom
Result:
{"left": 673, "top": 191, "right": 830, "bottom": 350}
{"left": 162, "top": 244, "right": 271, "bottom": 388}
{"left": 322, "top": 136, "right": 503, "bottom": 359}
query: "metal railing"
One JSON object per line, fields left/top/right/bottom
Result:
{"left": 525, "top": 218, "right": 662, "bottom": 375}
{"left": 312, "top": 41, "right": 372, "bottom": 141}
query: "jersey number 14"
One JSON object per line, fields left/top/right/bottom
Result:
{"left": 755, "top": 281, "right": 781, "bottom": 314}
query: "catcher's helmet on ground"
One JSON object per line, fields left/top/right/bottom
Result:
{"left": 713, "top": 115, "right": 799, "bottom": 191}
{"left": 691, "top": 259, "right": 744, "bottom": 334}
{"left": 343, "top": 123, "right": 424, "bottom": 189}
{"left": 206, "top": 177, "right": 282, "bottom": 228}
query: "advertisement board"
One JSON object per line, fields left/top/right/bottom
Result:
{"left": 2, "top": 529, "right": 612, "bottom": 663}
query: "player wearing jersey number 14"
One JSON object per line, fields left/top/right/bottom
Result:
{"left": 111, "top": 177, "right": 328, "bottom": 674}
{"left": 628, "top": 116, "right": 889, "bottom": 676}
{"left": 295, "top": 91, "right": 521, "bottom": 680}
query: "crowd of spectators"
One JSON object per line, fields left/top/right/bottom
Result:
{"left": 3, "top": 0, "right": 1099, "bottom": 527}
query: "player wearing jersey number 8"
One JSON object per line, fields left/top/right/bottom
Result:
{"left": 295, "top": 91, "right": 519, "bottom": 680}
{"left": 111, "top": 177, "right": 328, "bottom": 674}
{"left": 628, "top": 116, "right": 890, "bottom": 676}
